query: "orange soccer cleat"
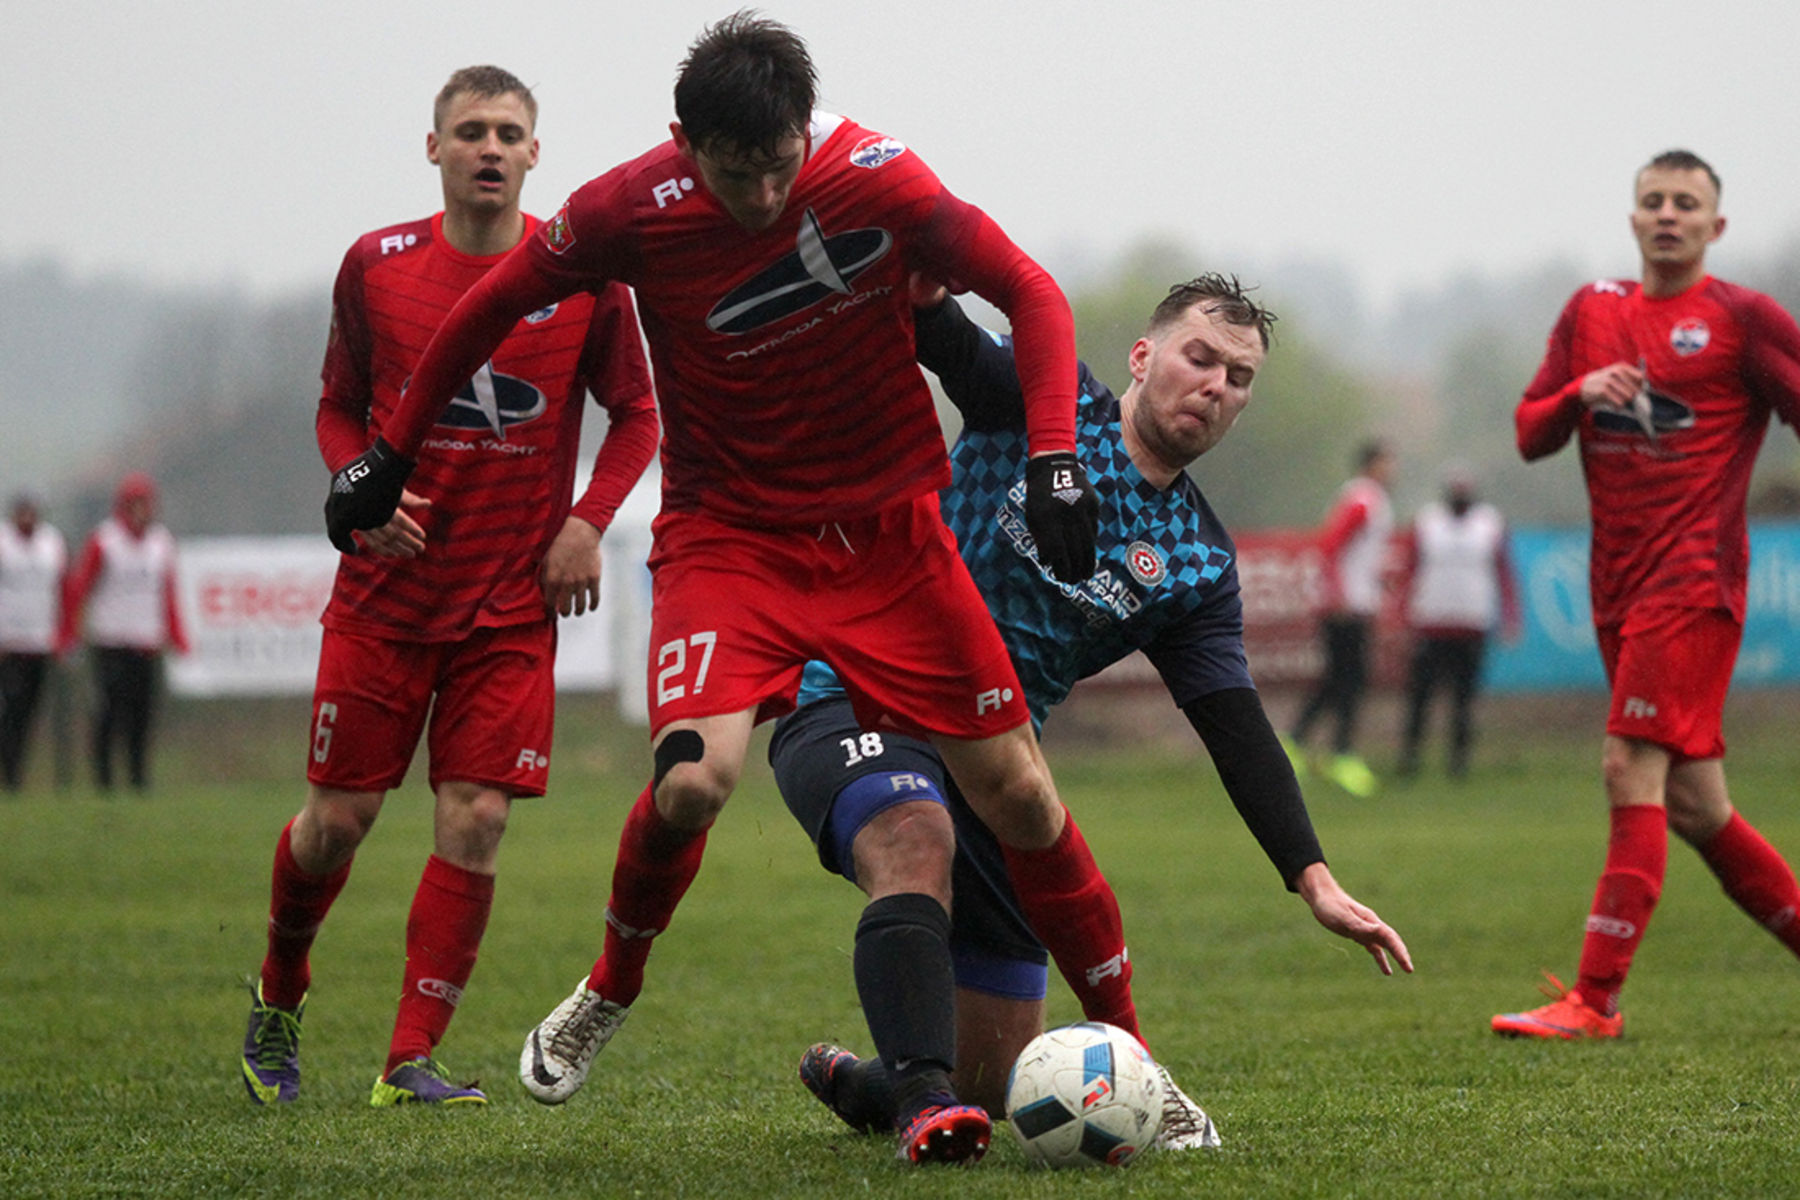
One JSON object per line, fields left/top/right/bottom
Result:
{"left": 1491, "top": 973, "right": 1622, "bottom": 1040}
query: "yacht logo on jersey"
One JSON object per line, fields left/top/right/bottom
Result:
{"left": 706, "top": 208, "right": 893, "bottom": 336}
{"left": 434, "top": 363, "right": 548, "bottom": 440}
{"left": 849, "top": 135, "right": 906, "bottom": 169}
{"left": 1125, "top": 541, "right": 1167, "bottom": 586}
{"left": 1669, "top": 318, "right": 1710, "bottom": 356}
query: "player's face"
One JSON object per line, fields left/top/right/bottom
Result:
{"left": 676, "top": 126, "right": 807, "bottom": 232}
{"left": 1631, "top": 166, "right": 1724, "bottom": 270}
{"left": 1127, "top": 303, "right": 1265, "bottom": 469}
{"left": 427, "top": 91, "right": 539, "bottom": 218}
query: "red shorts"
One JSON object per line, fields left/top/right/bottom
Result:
{"left": 307, "top": 621, "right": 557, "bottom": 795}
{"left": 1596, "top": 606, "right": 1739, "bottom": 762}
{"left": 645, "top": 493, "right": 1028, "bottom": 739}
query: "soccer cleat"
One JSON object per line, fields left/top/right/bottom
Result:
{"left": 1491, "top": 973, "right": 1623, "bottom": 1040}
{"left": 1324, "top": 753, "right": 1378, "bottom": 797}
{"left": 799, "top": 1042, "right": 886, "bottom": 1134}
{"left": 1153, "top": 1063, "right": 1222, "bottom": 1150}
{"left": 369, "top": 1057, "right": 488, "bottom": 1106}
{"left": 241, "top": 980, "right": 305, "bottom": 1105}
{"left": 519, "top": 978, "right": 630, "bottom": 1105}
{"left": 897, "top": 1102, "right": 991, "bottom": 1165}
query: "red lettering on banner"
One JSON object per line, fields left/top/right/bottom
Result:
{"left": 197, "top": 572, "right": 334, "bottom": 627}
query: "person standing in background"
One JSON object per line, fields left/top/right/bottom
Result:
{"left": 1284, "top": 439, "right": 1396, "bottom": 797}
{"left": 1394, "top": 467, "right": 1520, "bottom": 780}
{"left": 60, "top": 473, "right": 188, "bottom": 792}
{"left": 0, "top": 492, "right": 66, "bottom": 792}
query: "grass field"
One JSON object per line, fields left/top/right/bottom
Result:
{"left": 4, "top": 690, "right": 1800, "bottom": 1197}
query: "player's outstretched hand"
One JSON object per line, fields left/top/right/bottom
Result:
{"left": 325, "top": 437, "right": 414, "bottom": 555}
{"left": 1296, "top": 863, "right": 1414, "bottom": 977}
{"left": 1024, "top": 451, "right": 1099, "bottom": 584}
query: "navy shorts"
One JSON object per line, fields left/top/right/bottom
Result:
{"left": 768, "top": 698, "right": 1049, "bottom": 1000}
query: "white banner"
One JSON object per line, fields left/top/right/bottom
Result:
{"left": 167, "top": 475, "right": 658, "bottom": 718}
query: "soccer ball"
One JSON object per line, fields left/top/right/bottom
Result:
{"left": 1005, "top": 1022, "right": 1164, "bottom": 1168}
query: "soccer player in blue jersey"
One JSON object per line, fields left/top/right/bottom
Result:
{"left": 772, "top": 275, "right": 1413, "bottom": 1150}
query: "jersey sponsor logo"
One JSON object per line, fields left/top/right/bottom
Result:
{"left": 705, "top": 208, "right": 893, "bottom": 335}
{"left": 524, "top": 303, "right": 560, "bottom": 325}
{"left": 438, "top": 362, "right": 548, "bottom": 439}
{"left": 848, "top": 134, "right": 907, "bottom": 169}
{"left": 1621, "top": 696, "right": 1658, "bottom": 719}
{"left": 653, "top": 176, "right": 696, "bottom": 208}
{"left": 1590, "top": 385, "right": 1693, "bottom": 442}
{"left": 1590, "top": 279, "right": 1629, "bottom": 297}
{"left": 1084, "top": 947, "right": 1129, "bottom": 987}
{"left": 1125, "top": 541, "right": 1167, "bottom": 586}
{"left": 379, "top": 232, "right": 421, "bottom": 256}
{"left": 544, "top": 207, "right": 576, "bottom": 255}
{"left": 516, "top": 747, "right": 548, "bottom": 770}
{"left": 1669, "top": 318, "right": 1710, "bottom": 356}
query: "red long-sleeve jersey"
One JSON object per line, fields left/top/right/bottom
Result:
{"left": 383, "top": 113, "right": 1076, "bottom": 528}
{"left": 1517, "top": 275, "right": 1800, "bottom": 625}
{"left": 319, "top": 212, "right": 658, "bottom": 641}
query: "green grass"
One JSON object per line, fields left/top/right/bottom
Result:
{"left": 4, "top": 695, "right": 1800, "bottom": 1197}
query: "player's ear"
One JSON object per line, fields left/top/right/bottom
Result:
{"left": 1710, "top": 214, "right": 1727, "bottom": 244}
{"left": 1127, "top": 337, "right": 1154, "bottom": 382}
{"left": 670, "top": 122, "right": 693, "bottom": 159}
{"left": 426, "top": 130, "right": 441, "bottom": 166}
{"left": 526, "top": 136, "right": 541, "bottom": 171}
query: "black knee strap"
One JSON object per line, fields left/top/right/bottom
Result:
{"left": 653, "top": 729, "right": 705, "bottom": 789}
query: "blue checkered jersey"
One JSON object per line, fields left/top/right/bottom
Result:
{"left": 799, "top": 307, "right": 1253, "bottom": 728}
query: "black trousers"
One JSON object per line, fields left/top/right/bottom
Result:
{"left": 1292, "top": 614, "right": 1370, "bottom": 755}
{"left": 1400, "top": 634, "right": 1486, "bottom": 776}
{"left": 0, "top": 652, "right": 50, "bottom": 790}
{"left": 91, "top": 646, "right": 159, "bottom": 791}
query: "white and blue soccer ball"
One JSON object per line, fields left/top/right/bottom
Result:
{"left": 1005, "top": 1021, "right": 1164, "bottom": 1168}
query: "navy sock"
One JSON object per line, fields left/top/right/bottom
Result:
{"left": 853, "top": 892, "right": 958, "bottom": 1124}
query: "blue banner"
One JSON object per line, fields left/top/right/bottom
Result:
{"left": 1487, "top": 520, "right": 1800, "bottom": 692}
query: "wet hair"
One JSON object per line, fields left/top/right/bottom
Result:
{"left": 1640, "top": 148, "right": 1720, "bottom": 199}
{"left": 674, "top": 10, "right": 816, "bottom": 158}
{"left": 433, "top": 65, "right": 537, "bottom": 132}
{"left": 1146, "top": 274, "right": 1278, "bottom": 350}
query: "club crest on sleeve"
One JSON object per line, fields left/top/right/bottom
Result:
{"left": 849, "top": 135, "right": 907, "bottom": 169}
{"left": 1126, "top": 541, "right": 1167, "bottom": 586}
{"left": 1669, "top": 318, "right": 1710, "bottom": 357}
{"left": 544, "top": 207, "right": 576, "bottom": 255}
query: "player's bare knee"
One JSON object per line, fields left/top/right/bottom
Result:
{"left": 652, "top": 759, "right": 733, "bottom": 829}
{"left": 854, "top": 802, "right": 954, "bottom": 900}
{"left": 300, "top": 788, "right": 380, "bottom": 863}
{"left": 968, "top": 768, "right": 1062, "bottom": 850}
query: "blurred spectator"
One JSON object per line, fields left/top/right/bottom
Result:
{"left": 1394, "top": 466, "right": 1520, "bottom": 779}
{"left": 60, "top": 473, "right": 188, "bottom": 792}
{"left": 0, "top": 492, "right": 66, "bottom": 791}
{"left": 1283, "top": 439, "right": 1396, "bottom": 797}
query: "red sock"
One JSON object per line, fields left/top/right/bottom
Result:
{"left": 586, "top": 784, "right": 710, "bottom": 1007}
{"left": 999, "top": 808, "right": 1141, "bottom": 1044}
{"left": 1575, "top": 804, "right": 1667, "bottom": 1016}
{"left": 385, "top": 855, "right": 494, "bottom": 1073}
{"left": 1700, "top": 812, "right": 1800, "bottom": 957}
{"left": 260, "top": 818, "right": 351, "bottom": 1009}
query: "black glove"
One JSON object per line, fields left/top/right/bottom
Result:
{"left": 324, "top": 436, "right": 414, "bottom": 554}
{"left": 1024, "top": 451, "right": 1099, "bottom": 584}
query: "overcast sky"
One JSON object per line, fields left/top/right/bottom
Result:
{"left": 11, "top": 0, "right": 1799, "bottom": 309}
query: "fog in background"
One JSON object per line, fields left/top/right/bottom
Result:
{"left": 8, "top": 0, "right": 1800, "bottom": 535}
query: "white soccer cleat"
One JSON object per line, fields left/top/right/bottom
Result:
{"left": 519, "top": 977, "right": 630, "bottom": 1105}
{"left": 1153, "top": 1063, "right": 1222, "bottom": 1150}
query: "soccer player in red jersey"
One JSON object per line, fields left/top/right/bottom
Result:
{"left": 1495, "top": 149, "right": 1800, "bottom": 1039}
{"left": 326, "top": 15, "right": 1120, "bottom": 1163}
{"left": 240, "top": 66, "right": 658, "bottom": 1106}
